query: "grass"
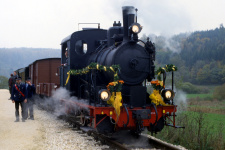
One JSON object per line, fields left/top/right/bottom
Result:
{"left": 188, "top": 105, "right": 225, "bottom": 110}
{"left": 152, "top": 84, "right": 225, "bottom": 149}
{"left": 182, "top": 111, "right": 225, "bottom": 138}
{"left": 188, "top": 97, "right": 225, "bottom": 113}
{"left": 206, "top": 113, "right": 225, "bottom": 136}
{"left": 184, "top": 84, "right": 217, "bottom": 99}
{"left": 187, "top": 93, "right": 213, "bottom": 99}
{"left": 195, "top": 84, "right": 217, "bottom": 92}
{"left": 154, "top": 111, "right": 225, "bottom": 150}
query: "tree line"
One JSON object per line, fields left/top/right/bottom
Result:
{"left": 0, "top": 48, "right": 60, "bottom": 78}
{"left": 142, "top": 24, "right": 225, "bottom": 85}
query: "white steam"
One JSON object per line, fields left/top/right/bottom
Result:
{"left": 173, "top": 89, "right": 187, "bottom": 113}
{"left": 35, "top": 87, "right": 89, "bottom": 117}
{"left": 148, "top": 33, "right": 191, "bottom": 54}
{"left": 51, "top": 87, "right": 71, "bottom": 101}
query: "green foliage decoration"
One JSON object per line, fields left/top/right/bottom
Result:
{"left": 107, "top": 80, "right": 124, "bottom": 92}
{"left": 155, "top": 64, "right": 177, "bottom": 81}
{"left": 68, "top": 62, "right": 120, "bottom": 81}
{"left": 165, "top": 64, "right": 178, "bottom": 72}
{"left": 151, "top": 64, "right": 177, "bottom": 90}
{"left": 66, "top": 62, "right": 123, "bottom": 92}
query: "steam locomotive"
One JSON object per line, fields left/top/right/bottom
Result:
{"left": 58, "top": 6, "right": 181, "bottom": 134}
{"left": 15, "top": 6, "right": 181, "bottom": 135}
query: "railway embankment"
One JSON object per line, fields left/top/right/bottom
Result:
{"left": 0, "top": 89, "right": 108, "bottom": 150}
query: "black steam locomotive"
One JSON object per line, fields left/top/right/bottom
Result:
{"left": 59, "top": 6, "right": 180, "bottom": 134}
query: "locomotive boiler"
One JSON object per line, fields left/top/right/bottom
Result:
{"left": 59, "top": 6, "right": 181, "bottom": 134}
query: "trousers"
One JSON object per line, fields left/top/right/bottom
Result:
{"left": 9, "top": 87, "right": 12, "bottom": 94}
{"left": 9, "top": 87, "right": 12, "bottom": 99}
{"left": 15, "top": 101, "right": 25, "bottom": 120}
{"left": 27, "top": 99, "right": 34, "bottom": 118}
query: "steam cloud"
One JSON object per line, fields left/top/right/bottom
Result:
{"left": 35, "top": 87, "right": 89, "bottom": 117}
{"left": 173, "top": 89, "right": 187, "bottom": 113}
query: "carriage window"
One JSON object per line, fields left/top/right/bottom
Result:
{"left": 75, "top": 40, "right": 88, "bottom": 55}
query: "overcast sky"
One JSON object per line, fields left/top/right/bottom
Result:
{"left": 0, "top": 0, "right": 225, "bottom": 49}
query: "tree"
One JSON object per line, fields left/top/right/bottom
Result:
{"left": 196, "top": 64, "right": 211, "bottom": 84}
{"left": 142, "top": 27, "right": 225, "bottom": 85}
{"left": 0, "top": 76, "right": 8, "bottom": 89}
{"left": 213, "top": 83, "right": 225, "bottom": 100}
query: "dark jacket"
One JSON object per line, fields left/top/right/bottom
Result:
{"left": 12, "top": 75, "right": 18, "bottom": 85}
{"left": 26, "top": 84, "right": 36, "bottom": 99}
{"left": 8, "top": 77, "right": 13, "bottom": 86}
{"left": 11, "top": 83, "right": 27, "bottom": 102}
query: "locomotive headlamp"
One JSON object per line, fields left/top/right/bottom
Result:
{"left": 99, "top": 89, "right": 111, "bottom": 101}
{"left": 130, "top": 23, "right": 142, "bottom": 34}
{"left": 165, "top": 91, "right": 172, "bottom": 99}
{"left": 161, "top": 89, "right": 175, "bottom": 100}
{"left": 132, "top": 25, "right": 139, "bottom": 33}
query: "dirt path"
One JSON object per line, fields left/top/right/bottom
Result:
{"left": 0, "top": 89, "right": 43, "bottom": 149}
{"left": 0, "top": 89, "right": 108, "bottom": 150}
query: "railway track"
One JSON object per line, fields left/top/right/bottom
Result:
{"left": 36, "top": 103, "right": 185, "bottom": 150}
{"left": 61, "top": 115, "right": 185, "bottom": 150}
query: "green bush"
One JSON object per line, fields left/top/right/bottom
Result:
{"left": 213, "top": 83, "right": 225, "bottom": 100}
{"left": 179, "top": 82, "right": 200, "bottom": 94}
{"left": 0, "top": 76, "right": 8, "bottom": 89}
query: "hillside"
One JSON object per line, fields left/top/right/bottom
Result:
{"left": 0, "top": 48, "right": 60, "bottom": 77}
{"left": 1, "top": 25, "right": 225, "bottom": 84}
{"left": 145, "top": 25, "right": 225, "bottom": 85}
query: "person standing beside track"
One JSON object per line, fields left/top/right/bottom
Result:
{"left": 25, "top": 77, "right": 35, "bottom": 120}
{"left": 10, "top": 71, "right": 18, "bottom": 99}
{"left": 12, "top": 71, "right": 18, "bottom": 84}
{"left": 8, "top": 74, "right": 13, "bottom": 100}
{"left": 11, "top": 77, "right": 27, "bottom": 122}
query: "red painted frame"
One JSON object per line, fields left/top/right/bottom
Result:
{"left": 60, "top": 99, "right": 178, "bottom": 130}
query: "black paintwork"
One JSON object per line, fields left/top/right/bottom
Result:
{"left": 60, "top": 6, "right": 156, "bottom": 108}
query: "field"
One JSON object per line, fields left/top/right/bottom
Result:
{"left": 188, "top": 99, "right": 225, "bottom": 114}
{"left": 186, "top": 93, "right": 212, "bottom": 99}
{"left": 206, "top": 113, "right": 225, "bottom": 134}
{"left": 152, "top": 85, "right": 225, "bottom": 150}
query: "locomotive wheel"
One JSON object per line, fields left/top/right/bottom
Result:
{"left": 100, "top": 138, "right": 106, "bottom": 144}
{"left": 72, "top": 124, "right": 77, "bottom": 128}
{"left": 93, "top": 134, "right": 99, "bottom": 141}
{"left": 80, "top": 111, "right": 90, "bottom": 126}
{"left": 87, "top": 130, "right": 92, "bottom": 136}
{"left": 82, "top": 118, "right": 90, "bottom": 126}
{"left": 77, "top": 124, "right": 80, "bottom": 130}
{"left": 80, "top": 115, "right": 88, "bottom": 126}
{"left": 68, "top": 120, "right": 73, "bottom": 126}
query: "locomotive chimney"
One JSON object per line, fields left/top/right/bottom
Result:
{"left": 122, "top": 6, "right": 136, "bottom": 42}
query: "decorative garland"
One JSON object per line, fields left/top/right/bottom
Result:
{"left": 66, "top": 63, "right": 120, "bottom": 77}
{"left": 151, "top": 64, "right": 177, "bottom": 90}
{"left": 165, "top": 64, "right": 178, "bottom": 72}
{"left": 107, "top": 80, "right": 124, "bottom": 92}
{"left": 150, "top": 80, "right": 164, "bottom": 90}
{"left": 65, "top": 62, "right": 122, "bottom": 89}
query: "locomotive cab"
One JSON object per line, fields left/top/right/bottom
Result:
{"left": 60, "top": 28, "right": 107, "bottom": 95}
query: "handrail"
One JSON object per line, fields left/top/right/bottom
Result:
{"left": 123, "top": 104, "right": 129, "bottom": 127}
